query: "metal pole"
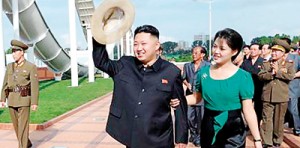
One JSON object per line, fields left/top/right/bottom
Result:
{"left": 120, "top": 37, "right": 124, "bottom": 56}
{"left": 69, "top": 0, "right": 78, "bottom": 87}
{"left": 209, "top": 0, "right": 212, "bottom": 59}
{"left": 12, "top": 0, "right": 19, "bottom": 39}
{"left": 87, "top": 27, "right": 95, "bottom": 82}
{"left": 194, "top": 0, "right": 213, "bottom": 58}
{"left": 0, "top": 0, "right": 5, "bottom": 90}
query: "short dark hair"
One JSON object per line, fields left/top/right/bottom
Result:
{"left": 250, "top": 43, "right": 262, "bottom": 50}
{"left": 262, "top": 43, "right": 271, "bottom": 49}
{"left": 192, "top": 46, "right": 207, "bottom": 54}
{"left": 134, "top": 25, "right": 159, "bottom": 39}
{"left": 214, "top": 28, "right": 243, "bottom": 61}
{"left": 243, "top": 45, "right": 250, "bottom": 49}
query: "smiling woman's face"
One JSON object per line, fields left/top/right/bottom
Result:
{"left": 212, "top": 37, "right": 237, "bottom": 65}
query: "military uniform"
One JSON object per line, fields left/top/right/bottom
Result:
{"left": 258, "top": 39, "right": 295, "bottom": 147}
{"left": 1, "top": 40, "right": 39, "bottom": 148}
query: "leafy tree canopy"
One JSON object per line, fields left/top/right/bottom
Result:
{"left": 5, "top": 48, "right": 12, "bottom": 54}
{"left": 192, "top": 40, "right": 203, "bottom": 48}
{"left": 250, "top": 34, "right": 299, "bottom": 45}
{"left": 161, "top": 41, "right": 178, "bottom": 54}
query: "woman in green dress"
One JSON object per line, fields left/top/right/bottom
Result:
{"left": 171, "top": 28, "right": 262, "bottom": 148}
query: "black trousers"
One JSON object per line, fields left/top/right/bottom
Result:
{"left": 253, "top": 96, "right": 263, "bottom": 126}
{"left": 187, "top": 105, "right": 204, "bottom": 139}
{"left": 201, "top": 108, "right": 246, "bottom": 148}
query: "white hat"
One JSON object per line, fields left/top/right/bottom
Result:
{"left": 91, "top": 0, "right": 135, "bottom": 44}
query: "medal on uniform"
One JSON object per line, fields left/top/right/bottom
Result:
{"left": 280, "top": 68, "right": 287, "bottom": 73}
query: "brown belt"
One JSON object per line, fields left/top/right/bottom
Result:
{"left": 8, "top": 88, "right": 21, "bottom": 93}
{"left": 7, "top": 86, "right": 31, "bottom": 97}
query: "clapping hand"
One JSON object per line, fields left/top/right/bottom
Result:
{"left": 270, "top": 61, "right": 278, "bottom": 75}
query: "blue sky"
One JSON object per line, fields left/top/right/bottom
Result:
{"left": 2, "top": 0, "right": 300, "bottom": 50}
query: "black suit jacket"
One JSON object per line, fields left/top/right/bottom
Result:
{"left": 240, "top": 57, "right": 264, "bottom": 101}
{"left": 92, "top": 39, "right": 188, "bottom": 148}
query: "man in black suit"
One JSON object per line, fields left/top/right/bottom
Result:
{"left": 92, "top": 25, "right": 188, "bottom": 148}
{"left": 240, "top": 43, "right": 264, "bottom": 126}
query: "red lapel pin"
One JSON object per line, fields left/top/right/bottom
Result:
{"left": 162, "top": 79, "right": 168, "bottom": 84}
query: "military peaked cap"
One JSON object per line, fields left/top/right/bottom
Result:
{"left": 11, "top": 39, "right": 28, "bottom": 51}
{"left": 271, "top": 39, "right": 290, "bottom": 53}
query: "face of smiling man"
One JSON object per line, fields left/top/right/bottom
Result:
{"left": 133, "top": 32, "right": 160, "bottom": 66}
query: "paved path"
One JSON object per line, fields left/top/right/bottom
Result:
{"left": 0, "top": 93, "right": 297, "bottom": 148}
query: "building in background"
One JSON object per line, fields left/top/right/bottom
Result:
{"left": 194, "top": 34, "right": 209, "bottom": 44}
{"left": 177, "top": 40, "right": 189, "bottom": 50}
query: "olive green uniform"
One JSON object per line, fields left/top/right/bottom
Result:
{"left": 258, "top": 60, "right": 295, "bottom": 146}
{"left": 1, "top": 60, "right": 39, "bottom": 148}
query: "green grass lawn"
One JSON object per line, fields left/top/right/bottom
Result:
{"left": 0, "top": 77, "right": 113, "bottom": 124}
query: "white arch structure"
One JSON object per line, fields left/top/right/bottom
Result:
{"left": 0, "top": 0, "right": 134, "bottom": 87}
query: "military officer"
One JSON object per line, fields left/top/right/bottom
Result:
{"left": 1, "top": 39, "right": 39, "bottom": 148}
{"left": 258, "top": 39, "right": 295, "bottom": 147}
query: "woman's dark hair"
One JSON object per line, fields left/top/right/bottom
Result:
{"left": 214, "top": 28, "right": 243, "bottom": 61}
{"left": 134, "top": 25, "right": 159, "bottom": 39}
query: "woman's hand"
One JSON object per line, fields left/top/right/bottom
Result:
{"left": 170, "top": 98, "right": 180, "bottom": 108}
{"left": 254, "top": 141, "right": 262, "bottom": 148}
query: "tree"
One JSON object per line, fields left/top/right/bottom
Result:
{"left": 191, "top": 40, "right": 203, "bottom": 48}
{"left": 203, "top": 39, "right": 213, "bottom": 57}
{"left": 249, "top": 34, "right": 300, "bottom": 47}
{"left": 250, "top": 37, "right": 261, "bottom": 44}
{"left": 5, "top": 47, "right": 12, "bottom": 54}
{"left": 259, "top": 36, "right": 273, "bottom": 45}
{"left": 161, "top": 41, "right": 178, "bottom": 54}
{"left": 292, "top": 36, "right": 300, "bottom": 43}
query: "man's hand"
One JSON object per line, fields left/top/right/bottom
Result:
{"left": 170, "top": 98, "right": 180, "bottom": 108}
{"left": 0, "top": 102, "right": 5, "bottom": 108}
{"left": 271, "top": 61, "right": 279, "bottom": 74}
{"left": 31, "top": 105, "right": 38, "bottom": 111}
{"left": 186, "top": 83, "right": 192, "bottom": 92}
{"left": 176, "top": 143, "right": 187, "bottom": 148}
